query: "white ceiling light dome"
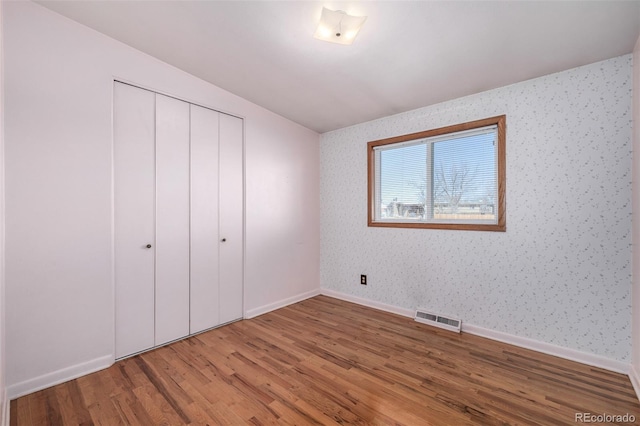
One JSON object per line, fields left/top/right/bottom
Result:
{"left": 314, "top": 7, "right": 367, "bottom": 45}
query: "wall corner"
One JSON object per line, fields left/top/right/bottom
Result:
{"left": 0, "top": 0, "right": 7, "bottom": 422}
{"left": 631, "top": 33, "right": 640, "bottom": 404}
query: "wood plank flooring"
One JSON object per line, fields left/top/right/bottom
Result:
{"left": 10, "top": 295, "right": 640, "bottom": 425}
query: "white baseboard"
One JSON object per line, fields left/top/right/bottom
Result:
{"left": 629, "top": 364, "right": 640, "bottom": 401}
{"left": 244, "top": 288, "right": 320, "bottom": 319}
{"left": 7, "top": 290, "right": 320, "bottom": 400}
{"left": 462, "top": 323, "right": 629, "bottom": 374}
{"left": 7, "top": 354, "right": 113, "bottom": 400}
{"left": 6, "top": 291, "right": 631, "bottom": 401}
{"left": 320, "top": 288, "right": 630, "bottom": 375}
{"left": 1, "top": 391, "right": 8, "bottom": 426}
{"left": 320, "top": 289, "right": 415, "bottom": 318}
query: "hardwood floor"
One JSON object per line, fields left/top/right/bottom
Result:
{"left": 10, "top": 295, "right": 640, "bottom": 425}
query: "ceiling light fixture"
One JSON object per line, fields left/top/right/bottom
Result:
{"left": 314, "top": 7, "right": 367, "bottom": 45}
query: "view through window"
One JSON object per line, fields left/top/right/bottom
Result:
{"left": 368, "top": 116, "right": 506, "bottom": 231}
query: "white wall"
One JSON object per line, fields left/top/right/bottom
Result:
{"left": 0, "top": 0, "right": 7, "bottom": 421}
{"left": 321, "top": 55, "right": 633, "bottom": 364}
{"left": 631, "top": 36, "right": 640, "bottom": 395}
{"left": 4, "top": 1, "right": 319, "bottom": 397}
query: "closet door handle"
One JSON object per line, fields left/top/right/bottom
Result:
{"left": 146, "top": 244, "right": 152, "bottom": 249}
{"left": 221, "top": 238, "right": 226, "bottom": 242}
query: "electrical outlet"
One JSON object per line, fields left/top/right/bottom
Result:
{"left": 360, "top": 274, "right": 367, "bottom": 285}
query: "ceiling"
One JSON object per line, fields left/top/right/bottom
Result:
{"left": 37, "top": 1, "right": 640, "bottom": 134}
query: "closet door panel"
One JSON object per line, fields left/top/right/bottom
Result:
{"left": 190, "top": 105, "right": 220, "bottom": 334}
{"left": 114, "top": 82, "right": 156, "bottom": 358}
{"left": 219, "top": 114, "right": 244, "bottom": 324}
{"left": 155, "top": 94, "right": 190, "bottom": 346}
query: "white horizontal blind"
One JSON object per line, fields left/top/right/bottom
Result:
{"left": 374, "top": 125, "right": 498, "bottom": 224}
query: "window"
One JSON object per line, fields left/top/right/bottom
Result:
{"left": 367, "top": 115, "right": 506, "bottom": 231}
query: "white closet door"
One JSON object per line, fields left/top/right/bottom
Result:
{"left": 155, "top": 94, "right": 190, "bottom": 345}
{"left": 114, "top": 82, "right": 156, "bottom": 358}
{"left": 190, "top": 105, "right": 220, "bottom": 333}
{"left": 219, "top": 114, "right": 244, "bottom": 323}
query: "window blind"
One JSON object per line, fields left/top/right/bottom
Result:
{"left": 373, "top": 125, "right": 498, "bottom": 224}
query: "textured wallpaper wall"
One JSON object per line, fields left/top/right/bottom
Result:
{"left": 320, "top": 55, "right": 633, "bottom": 362}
